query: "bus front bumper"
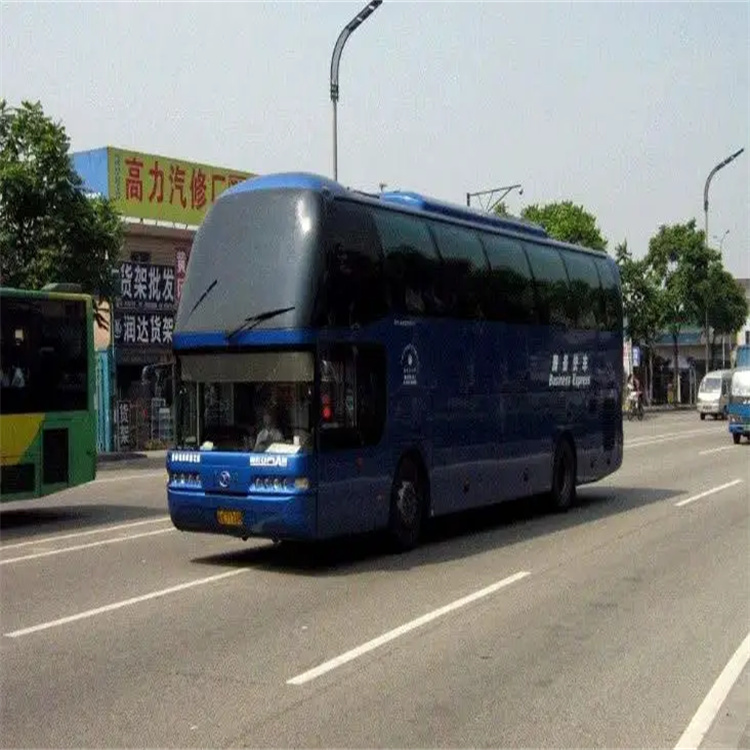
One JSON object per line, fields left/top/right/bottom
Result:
{"left": 728, "top": 420, "right": 750, "bottom": 437}
{"left": 167, "top": 488, "right": 316, "bottom": 541}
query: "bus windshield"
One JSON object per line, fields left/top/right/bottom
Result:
{"left": 176, "top": 351, "right": 314, "bottom": 453}
{"left": 730, "top": 370, "right": 750, "bottom": 398}
{"left": 175, "top": 188, "right": 322, "bottom": 334}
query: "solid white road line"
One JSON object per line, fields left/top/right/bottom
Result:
{"left": 0, "top": 516, "right": 171, "bottom": 551}
{"left": 674, "top": 631, "right": 750, "bottom": 749}
{"left": 626, "top": 429, "right": 724, "bottom": 449}
{"left": 4, "top": 569, "right": 248, "bottom": 638}
{"left": 287, "top": 570, "right": 531, "bottom": 686}
{"left": 698, "top": 446, "right": 736, "bottom": 456}
{"left": 0, "top": 528, "right": 174, "bottom": 565}
{"left": 674, "top": 479, "right": 744, "bottom": 508}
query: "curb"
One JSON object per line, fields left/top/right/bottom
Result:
{"left": 97, "top": 452, "right": 147, "bottom": 463}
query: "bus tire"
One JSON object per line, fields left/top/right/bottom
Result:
{"left": 387, "top": 456, "right": 426, "bottom": 552}
{"left": 549, "top": 438, "right": 576, "bottom": 512}
{"left": 733, "top": 433, "right": 741, "bottom": 445}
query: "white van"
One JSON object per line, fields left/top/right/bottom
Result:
{"left": 697, "top": 369, "right": 732, "bottom": 420}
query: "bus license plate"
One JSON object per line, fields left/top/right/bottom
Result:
{"left": 217, "top": 509, "right": 243, "bottom": 526}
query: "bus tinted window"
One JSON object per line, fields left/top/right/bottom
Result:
{"left": 593, "top": 257, "right": 623, "bottom": 331}
{"left": 320, "top": 200, "right": 386, "bottom": 327}
{"left": 524, "top": 243, "right": 572, "bottom": 327}
{"left": 1, "top": 297, "right": 88, "bottom": 414}
{"left": 319, "top": 344, "right": 386, "bottom": 450}
{"left": 561, "top": 251, "right": 602, "bottom": 330}
{"left": 481, "top": 234, "right": 537, "bottom": 324}
{"left": 370, "top": 208, "right": 444, "bottom": 316}
{"left": 429, "top": 221, "right": 488, "bottom": 319}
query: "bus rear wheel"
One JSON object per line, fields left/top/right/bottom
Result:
{"left": 387, "top": 457, "right": 426, "bottom": 552}
{"left": 733, "top": 433, "right": 741, "bottom": 445}
{"left": 549, "top": 438, "right": 576, "bottom": 512}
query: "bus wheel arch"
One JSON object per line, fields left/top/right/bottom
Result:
{"left": 387, "top": 449, "right": 430, "bottom": 552}
{"left": 549, "top": 433, "right": 577, "bottom": 512}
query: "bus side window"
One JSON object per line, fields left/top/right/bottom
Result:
{"left": 320, "top": 200, "right": 386, "bottom": 328}
{"left": 593, "top": 258, "right": 623, "bottom": 332}
{"left": 370, "top": 208, "right": 444, "bottom": 317}
{"left": 524, "top": 243, "right": 573, "bottom": 328}
{"left": 561, "top": 251, "right": 603, "bottom": 330}
{"left": 481, "top": 234, "right": 537, "bottom": 325}
{"left": 319, "top": 344, "right": 387, "bottom": 451}
{"left": 428, "top": 221, "right": 489, "bottom": 320}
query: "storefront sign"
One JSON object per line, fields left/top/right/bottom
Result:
{"left": 108, "top": 147, "right": 254, "bottom": 225}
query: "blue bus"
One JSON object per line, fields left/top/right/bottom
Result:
{"left": 728, "top": 368, "right": 750, "bottom": 444}
{"left": 735, "top": 344, "right": 750, "bottom": 369}
{"left": 166, "top": 173, "right": 623, "bottom": 550}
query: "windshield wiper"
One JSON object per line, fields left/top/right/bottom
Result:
{"left": 225, "top": 306, "right": 295, "bottom": 340}
{"left": 182, "top": 279, "right": 218, "bottom": 325}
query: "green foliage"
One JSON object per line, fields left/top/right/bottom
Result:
{"left": 615, "top": 240, "right": 663, "bottom": 347}
{"left": 706, "top": 266, "right": 748, "bottom": 337}
{"left": 520, "top": 201, "right": 607, "bottom": 251}
{"left": 0, "top": 100, "right": 123, "bottom": 323}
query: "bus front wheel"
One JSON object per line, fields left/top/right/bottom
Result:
{"left": 387, "top": 456, "right": 426, "bottom": 552}
{"left": 550, "top": 438, "right": 576, "bottom": 512}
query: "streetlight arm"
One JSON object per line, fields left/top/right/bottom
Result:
{"left": 330, "top": 0, "right": 383, "bottom": 103}
{"left": 704, "top": 147, "right": 745, "bottom": 212}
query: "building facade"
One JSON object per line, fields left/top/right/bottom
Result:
{"left": 72, "top": 147, "right": 255, "bottom": 451}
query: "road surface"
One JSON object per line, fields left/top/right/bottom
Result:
{"left": 1, "top": 411, "right": 748, "bottom": 748}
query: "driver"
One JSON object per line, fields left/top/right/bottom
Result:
{"left": 253, "top": 409, "right": 283, "bottom": 452}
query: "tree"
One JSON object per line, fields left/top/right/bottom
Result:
{"left": 645, "top": 220, "right": 718, "bottom": 404}
{"left": 615, "top": 240, "right": 664, "bottom": 403}
{"left": 706, "top": 267, "right": 749, "bottom": 369}
{"left": 0, "top": 100, "right": 123, "bottom": 324}
{"left": 520, "top": 201, "right": 607, "bottom": 251}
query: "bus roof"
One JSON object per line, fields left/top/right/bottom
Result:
{"left": 0, "top": 286, "right": 92, "bottom": 303}
{"left": 223, "top": 172, "right": 613, "bottom": 260}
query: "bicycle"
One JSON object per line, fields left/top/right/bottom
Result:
{"left": 626, "top": 391, "right": 644, "bottom": 421}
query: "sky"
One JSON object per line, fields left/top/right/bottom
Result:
{"left": 1, "top": 1, "right": 748, "bottom": 277}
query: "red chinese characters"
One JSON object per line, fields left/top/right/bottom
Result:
{"left": 190, "top": 168, "right": 207, "bottom": 210}
{"left": 149, "top": 160, "right": 164, "bottom": 203}
{"left": 125, "top": 157, "right": 144, "bottom": 202}
{"left": 169, "top": 164, "right": 187, "bottom": 208}
{"left": 211, "top": 173, "right": 226, "bottom": 203}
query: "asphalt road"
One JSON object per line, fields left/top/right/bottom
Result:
{"left": 1, "top": 411, "right": 748, "bottom": 749}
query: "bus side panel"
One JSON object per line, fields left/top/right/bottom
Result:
{"left": 0, "top": 414, "right": 43, "bottom": 500}
{"left": 496, "top": 324, "right": 538, "bottom": 503}
{"left": 43, "top": 412, "right": 97, "bottom": 493}
{"left": 564, "top": 327, "right": 602, "bottom": 483}
{"left": 590, "top": 329, "right": 623, "bottom": 480}
{"left": 316, "top": 447, "right": 392, "bottom": 538}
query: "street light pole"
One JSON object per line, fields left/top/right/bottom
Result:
{"left": 330, "top": 0, "right": 383, "bottom": 181}
{"left": 702, "top": 147, "right": 744, "bottom": 374}
{"left": 466, "top": 183, "right": 523, "bottom": 212}
{"left": 713, "top": 229, "right": 730, "bottom": 252}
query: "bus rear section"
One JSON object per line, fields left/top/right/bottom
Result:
{"left": 1, "top": 287, "right": 97, "bottom": 500}
{"left": 728, "top": 369, "right": 750, "bottom": 444}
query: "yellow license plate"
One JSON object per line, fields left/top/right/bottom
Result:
{"left": 217, "top": 509, "right": 243, "bottom": 526}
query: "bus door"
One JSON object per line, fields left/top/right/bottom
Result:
{"left": 316, "top": 343, "right": 391, "bottom": 538}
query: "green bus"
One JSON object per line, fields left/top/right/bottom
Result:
{"left": 1, "top": 286, "right": 97, "bottom": 501}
